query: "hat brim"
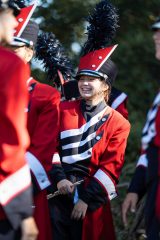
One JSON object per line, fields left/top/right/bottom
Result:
{"left": 76, "top": 70, "right": 108, "bottom": 80}
{"left": 11, "top": 37, "right": 33, "bottom": 47}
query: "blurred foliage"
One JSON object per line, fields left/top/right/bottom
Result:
{"left": 31, "top": 0, "right": 160, "bottom": 238}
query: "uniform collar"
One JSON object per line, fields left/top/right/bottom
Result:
{"left": 81, "top": 100, "right": 107, "bottom": 121}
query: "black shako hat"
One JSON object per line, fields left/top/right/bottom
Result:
{"left": 64, "top": 58, "right": 118, "bottom": 100}
{"left": 102, "top": 58, "right": 118, "bottom": 84}
{"left": 12, "top": 21, "right": 39, "bottom": 48}
{"left": 20, "top": 20, "right": 39, "bottom": 46}
{"left": 11, "top": 3, "right": 38, "bottom": 48}
{"left": 76, "top": 0, "right": 119, "bottom": 87}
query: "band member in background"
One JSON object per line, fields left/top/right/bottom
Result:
{"left": 9, "top": 4, "right": 74, "bottom": 239}
{"left": 122, "top": 16, "right": 160, "bottom": 240}
{"left": 0, "top": 1, "right": 38, "bottom": 239}
{"left": 8, "top": 5, "right": 61, "bottom": 239}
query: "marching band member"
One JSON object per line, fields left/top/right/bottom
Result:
{"left": 50, "top": 1, "right": 130, "bottom": 239}
{"left": 0, "top": 1, "right": 38, "bottom": 239}
{"left": 122, "top": 16, "right": 160, "bottom": 240}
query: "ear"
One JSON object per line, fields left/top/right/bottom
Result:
{"left": 26, "top": 48, "right": 34, "bottom": 62}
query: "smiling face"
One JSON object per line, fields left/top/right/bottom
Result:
{"left": 78, "top": 75, "right": 109, "bottom": 105}
{"left": 153, "top": 29, "right": 160, "bottom": 60}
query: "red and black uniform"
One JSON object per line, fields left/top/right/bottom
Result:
{"left": 0, "top": 46, "right": 32, "bottom": 235}
{"left": 50, "top": 99, "right": 130, "bottom": 240}
{"left": 25, "top": 78, "right": 60, "bottom": 240}
{"left": 128, "top": 91, "right": 160, "bottom": 239}
{"left": 109, "top": 86, "right": 128, "bottom": 119}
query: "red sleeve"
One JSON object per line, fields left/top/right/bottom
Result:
{"left": 27, "top": 85, "right": 60, "bottom": 173}
{"left": 0, "top": 55, "right": 32, "bottom": 227}
{"left": 154, "top": 107, "right": 160, "bottom": 147}
{"left": 0, "top": 59, "right": 30, "bottom": 178}
{"left": 93, "top": 115, "right": 130, "bottom": 201}
{"left": 99, "top": 121, "right": 130, "bottom": 181}
{"left": 80, "top": 116, "right": 130, "bottom": 204}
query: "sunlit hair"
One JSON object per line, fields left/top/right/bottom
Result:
{"left": 101, "top": 78, "right": 111, "bottom": 103}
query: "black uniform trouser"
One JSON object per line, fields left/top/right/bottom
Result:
{"left": 145, "top": 180, "right": 160, "bottom": 240}
{"left": 49, "top": 194, "right": 83, "bottom": 240}
{"left": 0, "top": 219, "right": 21, "bottom": 240}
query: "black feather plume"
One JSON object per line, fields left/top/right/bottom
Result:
{"left": 7, "top": 0, "right": 26, "bottom": 16}
{"left": 83, "top": 0, "right": 119, "bottom": 55}
{"left": 35, "top": 32, "right": 74, "bottom": 87}
{"left": 9, "top": 0, "right": 26, "bottom": 8}
{"left": 13, "top": 0, "right": 26, "bottom": 8}
{"left": 0, "top": 0, "right": 26, "bottom": 11}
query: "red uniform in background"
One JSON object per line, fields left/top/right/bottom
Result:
{"left": 0, "top": 46, "right": 32, "bottom": 229}
{"left": 26, "top": 77, "right": 60, "bottom": 240}
{"left": 11, "top": 4, "right": 61, "bottom": 239}
{"left": 122, "top": 16, "right": 160, "bottom": 240}
{"left": 127, "top": 91, "right": 160, "bottom": 239}
{"left": 109, "top": 86, "right": 128, "bottom": 119}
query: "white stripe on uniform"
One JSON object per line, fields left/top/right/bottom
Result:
{"left": 0, "top": 164, "right": 31, "bottom": 205}
{"left": 136, "top": 154, "right": 148, "bottom": 168}
{"left": 26, "top": 151, "right": 51, "bottom": 190}
{"left": 111, "top": 92, "right": 127, "bottom": 110}
{"left": 61, "top": 107, "right": 108, "bottom": 139}
{"left": 94, "top": 169, "right": 117, "bottom": 200}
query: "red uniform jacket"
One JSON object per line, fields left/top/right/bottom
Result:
{"left": 52, "top": 99, "right": 130, "bottom": 240}
{"left": 26, "top": 78, "right": 60, "bottom": 191}
{"left": 0, "top": 46, "right": 32, "bottom": 229}
{"left": 25, "top": 78, "right": 60, "bottom": 240}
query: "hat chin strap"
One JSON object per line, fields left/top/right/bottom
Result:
{"left": 11, "top": 37, "right": 34, "bottom": 48}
